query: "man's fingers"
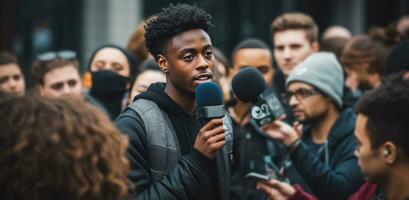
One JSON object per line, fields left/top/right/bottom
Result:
{"left": 207, "top": 132, "right": 225, "bottom": 144}
{"left": 199, "top": 119, "right": 223, "bottom": 133}
{"left": 203, "top": 126, "right": 225, "bottom": 139}
{"left": 263, "top": 179, "right": 296, "bottom": 196}
{"left": 210, "top": 140, "right": 225, "bottom": 150}
{"left": 256, "top": 182, "right": 281, "bottom": 200}
{"left": 256, "top": 182, "right": 271, "bottom": 193}
{"left": 263, "top": 179, "right": 281, "bottom": 188}
{"left": 278, "top": 114, "right": 286, "bottom": 121}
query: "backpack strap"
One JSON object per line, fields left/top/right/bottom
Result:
{"left": 128, "top": 99, "right": 181, "bottom": 181}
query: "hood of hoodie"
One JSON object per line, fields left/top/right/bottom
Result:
{"left": 134, "top": 82, "right": 202, "bottom": 157}
{"left": 133, "top": 82, "right": 193, "bottom": 117}
{"left": 302, "top": 107, "right": 356, "bottom": 148}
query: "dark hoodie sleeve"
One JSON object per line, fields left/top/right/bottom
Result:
{"left": 115, "top": 109, "right": 212, "bottom": 199}
{"left": 288, "top": 137, "right": 364, "bottom": 200}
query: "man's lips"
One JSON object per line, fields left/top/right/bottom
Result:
{"left": 193, "top": 72, "right": 213, "bottom": 83}
{"left": 292, "top": 109, "right": 303, "bottom": 116}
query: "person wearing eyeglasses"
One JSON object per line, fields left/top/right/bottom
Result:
{"left": 0, "top": 52, "right": 25, "bottom": 96}
{"left": 88, "top": 45, "right": 138, "bottom": 121}
{"left": 30, "top": 51, "right": 82, "bottom": 98}
{"left": 257, "top": 52, "right": 364, "bottom": 200}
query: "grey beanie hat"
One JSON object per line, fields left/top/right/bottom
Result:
{"left": 286, "top": 52, "right": 344, "bottom": 108}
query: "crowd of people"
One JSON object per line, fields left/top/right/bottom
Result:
{"left": 1, "top": 3, "right": 409, "bottom": 200}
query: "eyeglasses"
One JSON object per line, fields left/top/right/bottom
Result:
{"left": 282, "top": 88, "right": 320, "bottom": 102}
{"left": 37, "top": 50, "right": 77, "bottom": 62}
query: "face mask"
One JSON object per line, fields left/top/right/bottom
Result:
{"left": 90, "top": 70, "right": 129, "bottom": 97}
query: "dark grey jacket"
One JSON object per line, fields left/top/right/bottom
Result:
{"left": 115, "top": 83, "right": 232, "bottom": 200}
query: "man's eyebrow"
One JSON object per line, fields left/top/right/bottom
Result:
{"left": 178, "top": 48, "right": 196, "bottom": 54}
{"left": 178, "top": 45, "right": 213, "bottom": 54}
{"left": 202, "top": 44, "right": 212, "bottom": 49}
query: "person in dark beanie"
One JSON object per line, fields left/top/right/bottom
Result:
{"left": 383, "top": 40, "right": 409, "bottom": 76}
{"left": 257, "top": 52, "right": 364, "bottom": 200}
{"left": 88, "top": 44, "right": 138, "bottom": 120}
{"left": 115, "top": 3, "right": 233, "bottom": 199}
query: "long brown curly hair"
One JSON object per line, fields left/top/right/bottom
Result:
{"left": 0, "top": 95, "right": 132, "bottom": 200}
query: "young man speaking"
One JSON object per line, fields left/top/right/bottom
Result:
{"left": 115, "top": 3, "right": 233, "bottom": 200}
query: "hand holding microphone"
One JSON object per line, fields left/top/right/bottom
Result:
{"left": 193, "top": 82, "right": 226, "bottom": 159}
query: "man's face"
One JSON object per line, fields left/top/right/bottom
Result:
{"left": 273, "top": 30, "right": 318, "bottom": 76}
{"left": 40, "top": 65, "right": 82, "bottom": 98}
{"left": 287, "top": 82, "right": 330, "bottom": 122}
{"left": 129, "top": 70, "right": 166, "bottom": 102}
{"left": 345, "top": 66, "right": 375, "bottom": 91}
{"left": 0, "top": 64, "right": 25, "bottom": 96}
{"left": 231, "top": 48, "right": 274, "bottom": 87}
{"left": 160, "top": 29, "right": 214, "bottom": 96}
{"left": 90, "top": 48, "right": 130, "bottom": 77}
{"left": 354, "top": 114, "right": 389, "bottom": 183}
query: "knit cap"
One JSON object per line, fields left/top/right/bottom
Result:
{"left": 286, "top": 52, "right": 344, "bottom": 108}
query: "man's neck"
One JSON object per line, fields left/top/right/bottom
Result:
{"left": 231, "top": 100, "right": 250, "bottom": 126}
{"left": 385, "top": 163, "right": 409, "bottom": 200}
{"left": 165, "top": 84, "right": 195, "bottom": 113}
{"left": 310, "top": 106, "right": 340, "bottom": 144}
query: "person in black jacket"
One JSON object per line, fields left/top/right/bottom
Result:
{"left": 115, "top": 3, "right": 232, "bottom": 200}
{"left": 227, "top": 38, "right": 285, "bottom": 200}
{"left": 257, "top": 52, "right": 364, "bottom": 200}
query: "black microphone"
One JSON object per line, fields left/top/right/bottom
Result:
{"left": 232, "top": 67, "right": 284, "bottom": 126}
{"left": 196, "top": 82, "right": 234, "bottom": 162}
{"left": 195, "top": 82, "right": 225, "bottom": 121}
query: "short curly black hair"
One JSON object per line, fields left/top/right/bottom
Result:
{"left": 144, "top": 3, "right": 213, "bottom": 59}
{"left": 355, "top": 72, "right": 409, "bottom": 157}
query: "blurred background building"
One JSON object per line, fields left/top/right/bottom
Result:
{"left": 0, "top": 0, "right": 408, "bottom": 75}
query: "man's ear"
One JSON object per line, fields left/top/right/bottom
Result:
{"left": 382, "top": 141, "right": 398, "bottom": 165}
{"left": 157, "top": 55, "right": 169, "bottom": 73}
{"left": 311, "top": 41, "right": 319, "bottom": 52}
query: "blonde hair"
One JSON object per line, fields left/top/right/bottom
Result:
{"left": 271, "top": 12, "right": 318, "bottom": 43}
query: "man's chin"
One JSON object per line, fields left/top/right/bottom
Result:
{"left": 293, "top": 114, "right": 306, "bottom": 122}
{"left": 362, "top": 172, "right": 385, "bottom": 185}
{"left": 280, "top": 66, "right": 295, "bottom": 76}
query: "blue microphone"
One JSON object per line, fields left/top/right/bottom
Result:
{"left": 195, "top": 82, "right": 225, "bottom": 121}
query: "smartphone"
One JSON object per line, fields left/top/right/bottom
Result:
{"left": 245, "top": 172, "right": 271, "bottom": 182}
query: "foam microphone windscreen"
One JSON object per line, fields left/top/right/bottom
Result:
{"left": 231, "top": 67, "right": 266, "bottom": 103}
{"left": 195, "top": 82, "right": 224, "bottom": 107}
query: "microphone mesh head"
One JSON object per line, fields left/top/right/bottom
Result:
{"left": 231, "top": 67, "right": 266, "bottom": 103}
{"left": 195, "top": 82, "right": 224, "bottom": 107}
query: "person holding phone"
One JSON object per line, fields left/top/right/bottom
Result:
{"left": 257, "top": 72, "right": 409, "bottom": 200}
{"left": 258, "top": 52, "right": 363, "bottom": 200}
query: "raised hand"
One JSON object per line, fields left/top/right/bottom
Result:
{"left": 261, "top": 120, "right": 301, "bottom": 147}
{"left": 194, "top": 118, "right": 226, "bottom": 158}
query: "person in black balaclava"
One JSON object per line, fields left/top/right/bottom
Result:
{"left": 88, "top": 45, "right": 138, "bottom": 120}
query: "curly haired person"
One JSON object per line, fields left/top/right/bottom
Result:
{"left": 0, "top": 95, "right": 132, "bottom": 200}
